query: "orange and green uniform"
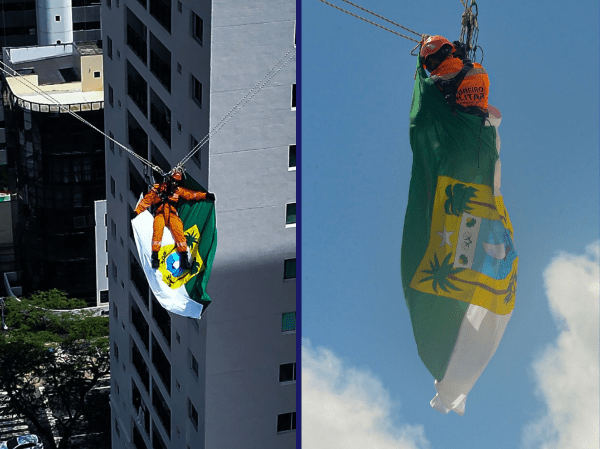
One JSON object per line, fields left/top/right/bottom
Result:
{"left": 135, "top": 183, "right": 207, "bottom": 253}
{"left": 431, "top": 57, "right": 489, "bottom": 111}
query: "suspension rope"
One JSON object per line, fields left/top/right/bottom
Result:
{"left": 0, "top": 59, "right": 167, "bottom": 175}
{"left": 316, "top": 0, "right": 422, "bottom": 43}
{"left": 0, "top": 45, "right": 296, "bottom": 180}
{"left": 340, "top": 0, "right": 421, "bottom": 37}
{"left": 174, "top": 47, "right": 296, "bottom": 172}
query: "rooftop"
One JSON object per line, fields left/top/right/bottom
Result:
{"left": 3, "top": 42, "right": 104, "bottom": 110}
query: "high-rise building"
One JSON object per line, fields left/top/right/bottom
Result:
{"left": 2, "top": 41, "right": 105, "bottom": 302}
{"left": 104, "top": 0, "right": 296, "bottom": 447}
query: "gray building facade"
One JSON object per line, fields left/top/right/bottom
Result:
{"left": 103, "top": 0, "right": 296, "bottom": 447}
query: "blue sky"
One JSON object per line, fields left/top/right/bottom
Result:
{"left": 300, "top": 1, "right": 599, "bottom": 448}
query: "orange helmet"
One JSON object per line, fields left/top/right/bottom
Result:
{"left": 171, "top": 170, "right": 183, "bottom": 181}
{"left": 420, "top": 35, "right": 455, "bottom": 60}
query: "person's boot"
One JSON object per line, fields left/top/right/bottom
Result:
{"left": 180, "top": 251, "right": 191, "bottom": 270}
{"left": 151, "top": 251, "right": 160, "bottom": 269}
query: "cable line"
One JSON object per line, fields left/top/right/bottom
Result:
{"left": 0, "top": 45, "right": 296, "bottom": 179}
{"left": 175, "top": 47, "right": 296, "bottom": 172}
{"left": 316, "top": 0, "right": 422, "bottom": 43}
{"left": 340, "top": 0, "right": 421, "bottom": 37}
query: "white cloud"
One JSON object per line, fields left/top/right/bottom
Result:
{"left": 522, "top": 241, "right": 600, "bottom": 449}
{"left": 302, "top": 340, "right": 430, "bottom": 449}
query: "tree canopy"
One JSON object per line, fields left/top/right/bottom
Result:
{"left": 0, "top": 290, "right": 110, "bottom": 449}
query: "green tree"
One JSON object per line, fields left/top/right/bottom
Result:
{"left": 0, "top": 290, "right": 110, "bottom": 449}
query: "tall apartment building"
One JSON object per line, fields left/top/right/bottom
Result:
{"left": 2, "top": 42, "right": 105, "bottom": 302}
{"left": 103, "top": 0, "right": 296, "bottom": 447}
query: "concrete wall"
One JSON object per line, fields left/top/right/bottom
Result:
{"left": 81, "top": 54, "right": 103, "bottom": 92}
{"left": 95, "top": 200, "right": 108, "bottom": 306}
{"left": 206, "top": 0, "right": 296, "bottom": 447}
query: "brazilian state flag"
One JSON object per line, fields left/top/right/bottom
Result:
{"left": 132, "top": 175, "right": 217, "bottom": 319}
{"left": 401, "top": 55, "right": 518, "bottom": 415}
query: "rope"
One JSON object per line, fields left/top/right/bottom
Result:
{"left": 0, "top": 59, "right": 167, "bottom": 176}
{"left": 316, "top": 0, "right": 421, "bottom": 43}
{"left": 0, "top": 45, "right": 296, "bottom": 180}
{"left": 340, "top": 0, "right": 421, "bottom": 37}
{"left": 174, "top": 47, "right": 296, "bottom": 172}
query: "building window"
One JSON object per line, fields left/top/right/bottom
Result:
{"left": 131, "top": 297, "right": 149, "bottom": 350}
{"left": 153, "top": 423, "right": 167, "bottom": 449}
{"left": 132, "top": 425, "right": 146, "bottom": 449}
{"left": 177, "top": 62, "right": 182, "bottom": 74}
{"left": 152, "top": 336, "right": 171, "bottom": 395}
{"left": 114, "top": 419, "right": 120, "bottom": 437}
{"left": 107, "top": 0, "right": 111, "bottom": 8}
{"left": 111, "top": 219, "right": 116, "bottom": 240}
{"left": 191, "top": 75, "right": 201, "bottom": 107}
{"left": 132, "top": 380, "right": 150, "bottom": 434}
{"left": 100, "top": 290, "right": 109, "bottom": 303}
{"left": 108, "top": 85, "right": 113, "bottom": 107}
{"left": 284, "top": 258, "right": 296, "bottom": 280}
{"left": 277, "top": 412, "right": 296, "bottom": 433}
{"left": 152, "top": 294, "right": 171, "bottom": 348}
{"left": 285, "top": 203, "right": 296, "bottom": 226}
{"left": 107, "top": 36, "right": 113, "bottom": 59}
{"left": 150, "top": 141, "right": 170, "bottom": 173}
{"left": 291, "top": 84, "right": 296, "bottom": 110}
{"left": 112, "top": 261, "right": 117, "bottom": 279}
{"left": 288, "top": 144, "right": 296, "bottom": 169}
{"left": 175, "top": 332, "right": 180, "bottom": 344}
{"left": 94, "top": 71, "right": 101, "bottom": 78}
{"left": 190, "top": 352, "right": 198, "bottom": 377}
{"left": 150, "top": 0, "right": 171, "bottom": 33}
{"left": 176, "top": 122, "right": 181, "bottom": 133}
{"left": 150, "top": 33, "right": 171, "bottom": 92}
{"left": 130, "top": 250, "right": 150, "bottom": 304}
{"left": 127, "top": 8, "right": 148, "bottom": 65}
{"left": 132, "top": 340, "right": 150, "bottom": 391}
{"left": 188, "top": 399, "right": 199, "bottom": 430}
{"left": 282, "top": 312, "right": 296, "bottom": 333}
{"left": 152, "top": 380, "right": 171, "bottom": 437}
{"left": 128, "top": 110, "right": 149, "bottom": 158}
{"left": 127, "top": 61, "right": 148, "bottom": 116}
{"left": 190, "top": 135, "right": 200, "bottom": 169}
{"left": 110, "top": 176, "right": 115, "bottom": 197}
{"left": 192, "top": 12, "right": 202, "bottom": 44}
{"left": 55, "top": 15, "right": 60, "bottom": 21}
{"left": 279, "top": 362, "right": 296, "bottom": 383}
{"left": 113, "top": 304, "right": 118, "bottom": 319}
{"left": 113, "top": 342, "right": 119, "bottom": 361}
{"left": 109, "top": 131, "right": 115, "bottom": 152}
{"left": 177, "top": 0, "right": 181, "bottom": 12}
{"left": 150, "top": 90, "right": 171, "bottom": 147}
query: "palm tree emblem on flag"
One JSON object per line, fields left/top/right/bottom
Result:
{"left": 410, "top": 176, "right": 518, "bottom": 315}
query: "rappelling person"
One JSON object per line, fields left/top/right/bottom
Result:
{"left": 131, "top": 168, "right": 216, "bottom": 270}
{"left": 419, "top": 35, "right": 489, "bottom": 117}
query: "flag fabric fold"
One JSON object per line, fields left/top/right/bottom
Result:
{"left": 132, "top": 175, "right": 217, "bottom": 319}
{"left": 401, "top": 56, "right": 518, "bottom": 415}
